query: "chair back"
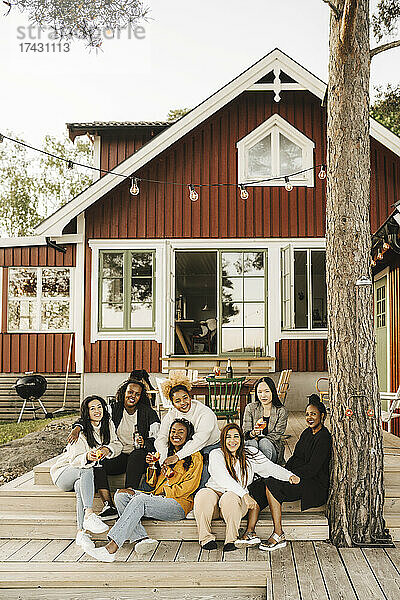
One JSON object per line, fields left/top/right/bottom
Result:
{"left": 277, "top": 369, "right": 292, "bottom": 404}
{"left": 154, "top": 377, "right": 173, "bottom": 409}
{"left": 205, "top": 376, "right": 245, "bottom": 421}
{"left": 380, "top": 385, "right": 400, "bottom": 423}
{"left": 316, "top": 377, "right": 330, "bottom": 405}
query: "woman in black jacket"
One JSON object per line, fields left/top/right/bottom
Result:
{"left": 68, "top": 378, "right": 160, "bottom": 520}
{"left": 237, "top": 396, "right": 331, "bottom": 550}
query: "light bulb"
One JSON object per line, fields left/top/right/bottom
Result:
{"left": 318, "top": 165, "right": 327, "bottom": 180}
{"left": 188, "top": 184, "right": 199, "bottom": 202}
{"left": 383, "top": 242, "right": 390, "bottom": 250}
{"left": 284, "top": 177, "right": 293, "bottom": 192}
{"left": 130, "top": 178, "right": 140, "bottom": 196}
{"left": 0, "top": 134, "right": 4, "bottom": 143}
{"left": 239, "top": 184, "right": 249, "bottom": 200}
{"left": 377, "top": 251, "right": 383, "bottom": 260}
{"left": 371, "top": 259, "right": 376, "bottom": 267}
{"left": 67, "top": 160, "right": 74, "bottom": 170}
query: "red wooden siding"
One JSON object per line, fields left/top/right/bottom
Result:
{"left": 389, "top": 264, "right": 400, "bottom": 437}
{"left": 87, "top": 91, "right": 328, "bottom": 240}
{"left": 83, "top": 245, "right": 161, "bottom": 373}
{"left": 275, "top": 339, "right": 328, "bottom": 372}
{"left": 370, "top": 139, "right": 400, "bottom": 234}
{"left": 100, "top": 128, "right": 169, "bottom": 174}
{"left": 0, "top": 245, "right": 76, "bottom": 373}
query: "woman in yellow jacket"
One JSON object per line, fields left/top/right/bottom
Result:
{"left": 86, "top": 418, "right": 203, "bottom": 562}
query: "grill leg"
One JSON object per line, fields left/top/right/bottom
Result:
{"left": 37, "top": 398, "right": 49, "bottom": 418}
{"left": 17, "top": 400, "right": 27, "bottom": 424}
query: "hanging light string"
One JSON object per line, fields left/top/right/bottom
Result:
{"left": 0, "top": 131, "right": 327, "bottom": 195}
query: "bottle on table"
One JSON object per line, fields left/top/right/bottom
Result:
{"left": 226, "top": 358, "right": 233, "bottom": 378}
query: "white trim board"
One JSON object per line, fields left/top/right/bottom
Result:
{"left": 0, "top": 234, "right": 83, "bottom": 248}
{"left": 34, "top": 48, "right": 400, "bottom": 238}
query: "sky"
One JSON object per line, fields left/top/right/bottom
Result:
{"left": 0, "top": 0, "right": 399, "bottom": 146}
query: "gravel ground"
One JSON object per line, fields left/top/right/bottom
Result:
{"left": 0, "top": 416, "right": 76, "bottom": 485}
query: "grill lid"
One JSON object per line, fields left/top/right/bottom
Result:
{"left": 14, "top": 375, "right": 48, "bottom": 400}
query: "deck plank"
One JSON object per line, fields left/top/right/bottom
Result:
{"left": 175, "top": 541, "right": 201, "bottom": 562}
{"left": 247, "top": 546, "right": 268, "bottom": 562}
{"left": 53, "top": 541, "right": 84, "bottom": 562}
{"left": 0, "top": 539, "right": 29, "bottom": 561}
{"left": 292, "top": 541, "right": 329, "bottom": 599}
{"left": 199, "top": 544, "right": 223, "bottom": 562}
{"left": 339, "top": 548, "right": 387, "bottom": 600}
{"left": 269, "top": 542, "right": 300, "bottom": 600}
{"left": 223, "top": 546, "right": 247, "bottom": 561}
{"left": 31, "top": 539, "right": 72, "bottom": 562}
{"left": 5, "top": 539, "right": 49, "bottom": 562}
{"left": 151, "top": 540, "right": 180, "bottom": 562}
{"left": 314, "top": 541, "right": 358, "bottom": 600}
{"left": 363, "top": 548, "right": 400, "bottom": 600}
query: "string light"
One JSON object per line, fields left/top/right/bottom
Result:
{"left": 0, "top": 131, "right": 329, "bottom": 198}
{"left": 188, "top": 184, "right": 199, "bottom": 202}
{"left": 239, "top": 184, "right": 249, "bottom": 200}
{"left": 129, "top": 177, "right": 140, "bottom": 196}
{"left": 377, "top": 251, "right": 384, "bottom": 260}
{"left": 284, "top": 177, "right": 293, "bottom": 192}
{"left": 383, "top": 242, "right": 390, "bottom": 251}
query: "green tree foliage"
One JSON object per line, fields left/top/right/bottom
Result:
{"left": 167, "top": 108, "right": 190, "bottom": 122}
{"left": 5, "top": 0, "right": 148, "bottom": 47}
{"left": 0, "top": 133, "right": 93, "bottom": 237}
{"left": 372, "top": 0, "right": 400, "bottom": 41}
{"left": 371, "top": 84, "right": 400, "bottom": 137}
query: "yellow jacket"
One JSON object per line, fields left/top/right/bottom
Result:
{"left": 146, "top": 452, "right": 203, "bottom": 515}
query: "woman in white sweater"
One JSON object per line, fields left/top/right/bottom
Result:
{"left": 50, "top": 395, "right": 122, "bottom": 551}
{"left": 193, "top": 423, "right": 299, "bottom": 552}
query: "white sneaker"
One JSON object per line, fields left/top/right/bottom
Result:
{"left": 83, "top": 512, "right": 109, "bottom": 534}
{"left": 134, "top": 538, "right": 158, "bottom": 556}
{"left": 186, "top": 510, "right": 195, "bottom": 519}
{"left": 85, "top": 545, "right": 116, "bottom": 562}
{"left": 76, "top": 530, "right": 95, "bottom": 550}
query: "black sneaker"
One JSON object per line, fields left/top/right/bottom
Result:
{"left": 98, "top": 503, "right": 118, "bottom": 521}
{"left": 223, "top": 543, "right": 237, "bottom": 552}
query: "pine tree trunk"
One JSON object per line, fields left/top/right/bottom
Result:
{"left": 326, "top": 0, "right": 387, "bottom": 546}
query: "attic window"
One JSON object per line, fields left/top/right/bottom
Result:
{"left": 237, "top": 114, "right": 315, "bottom": 187}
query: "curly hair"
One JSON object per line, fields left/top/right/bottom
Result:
{"left": 161, "top": 371, "right": 192, "bottom": 401}
{"left": 80, "top": 395, "right": 111, "bottom": 448}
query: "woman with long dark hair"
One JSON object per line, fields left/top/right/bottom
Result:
{"left": 243, "top": 377, "right": 288, "bottom": 463}
{"left": 193, "top": 423, "right": 297, "bottom": 552}
{"left": 50, "top": 395, "right": 122, "bottom": 551}
{"left": 85, "top": 418, "right": 203, "bottom": 562}
{"left": 68, "top": 378, "right": 160, "bottom": 520}
{"left": 243, "top": 397, "right": 331, "bottom": 551}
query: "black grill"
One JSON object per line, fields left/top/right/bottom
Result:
{"left": 14, "top": 373, "right": 50, "bottom": 422}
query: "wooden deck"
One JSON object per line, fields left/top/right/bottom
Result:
{"left": 1, "top": 413, "right": 400, "bottom": 598}
{"left": 0, "top": 539, "right": 400, "bottom": 599}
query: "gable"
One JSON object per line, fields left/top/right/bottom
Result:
{"left": 35, "top": 48, "right": 400, "bottom": 236}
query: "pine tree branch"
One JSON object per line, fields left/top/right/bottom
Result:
{"left": 340, "top": 0, "right": 359, "bottom": 48}
{"left": 321, "top": 0, "right": 341, "bottom": 19}
{"left": 370, "top": 40, "right": 400, "bottom": 58}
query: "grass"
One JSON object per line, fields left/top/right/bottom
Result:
{"left": 0, "top": 413, "right": 79, "bottom": 446}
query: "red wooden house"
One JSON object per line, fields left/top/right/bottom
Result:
{"left": 1, "top": 49, "right": 400, "bottom": 413}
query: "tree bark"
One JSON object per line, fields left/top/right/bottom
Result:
{"left": 325, "top": 0, "right": 387, "bottom": 546}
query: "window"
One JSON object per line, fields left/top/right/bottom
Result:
{"left": 8, "top": 267, "right": 71, "bottom": 332}
{"left": 281, "top": 248, "right": 326, "bottom": 330}
{"left": 99, "top": 250, "right": 155, "bottom": 331}
{"left": 376, "top": 285, "right": 386, "bottom": 328}
{"left": 221, "top": 251, "right": 266, "bottom": 353}
{"left": 237, "top": 114, "right": 315, "bottom": 187}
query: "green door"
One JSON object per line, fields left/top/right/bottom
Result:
{"left": 374, "top": 276, "right": 388, "bottom": 391}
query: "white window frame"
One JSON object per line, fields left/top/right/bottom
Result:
{"left": 237, "top": 114, "right": 315, "bottom": 187}
{"left": 280, "top": 245, "right": 327, "bottom": 333}
{"left": 89, "top": 239, "right": 165, "bottom": 343}
{"left": 7, "top": 266, "right": 73, "bottom": 333}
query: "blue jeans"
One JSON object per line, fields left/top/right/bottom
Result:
{"left": 108, "top": 491, "right": 185, "bottom": 547}
{"left": 54, "top": 466, "right": 95, "bottom": 530}
{"left": 246, "top": 438, "right": 277, "bottom": 462}
{"left": 198, "top": 442, "right": 221, "bottom": 489}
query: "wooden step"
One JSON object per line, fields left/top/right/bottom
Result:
{"left": 0, "top": 510, "right": 329, "bottom": 541}
{"left": 0, "top": 560, "right": 268, "bottom": 590}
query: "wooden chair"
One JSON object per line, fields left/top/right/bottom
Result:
{"left": 277, "top": 369, "right": 292, "bottom": 404}
{"left": 380, "top": 386, "right": 400, "bottom": 434}
{"left": 205, "top": 376, "right": 245, "bottom": 422}
{"left": 315, "top": 377, "right": 330, "bottom": 412}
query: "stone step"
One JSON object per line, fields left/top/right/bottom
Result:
{"left": 0, "top": 510, "right": 329, "bottom": 541}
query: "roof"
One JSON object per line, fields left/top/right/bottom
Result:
{"left": 35, "top": 48, "right": 400, "bottom": 237}
{"left": 67, "top": 121, "right": 172, "bottom": 142}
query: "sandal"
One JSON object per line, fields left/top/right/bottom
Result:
{"left": 234, "top": 531, "right": 261, "bottom": 547}
{"left": 259, "top": 532, "right": 286, "bottom": 551}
